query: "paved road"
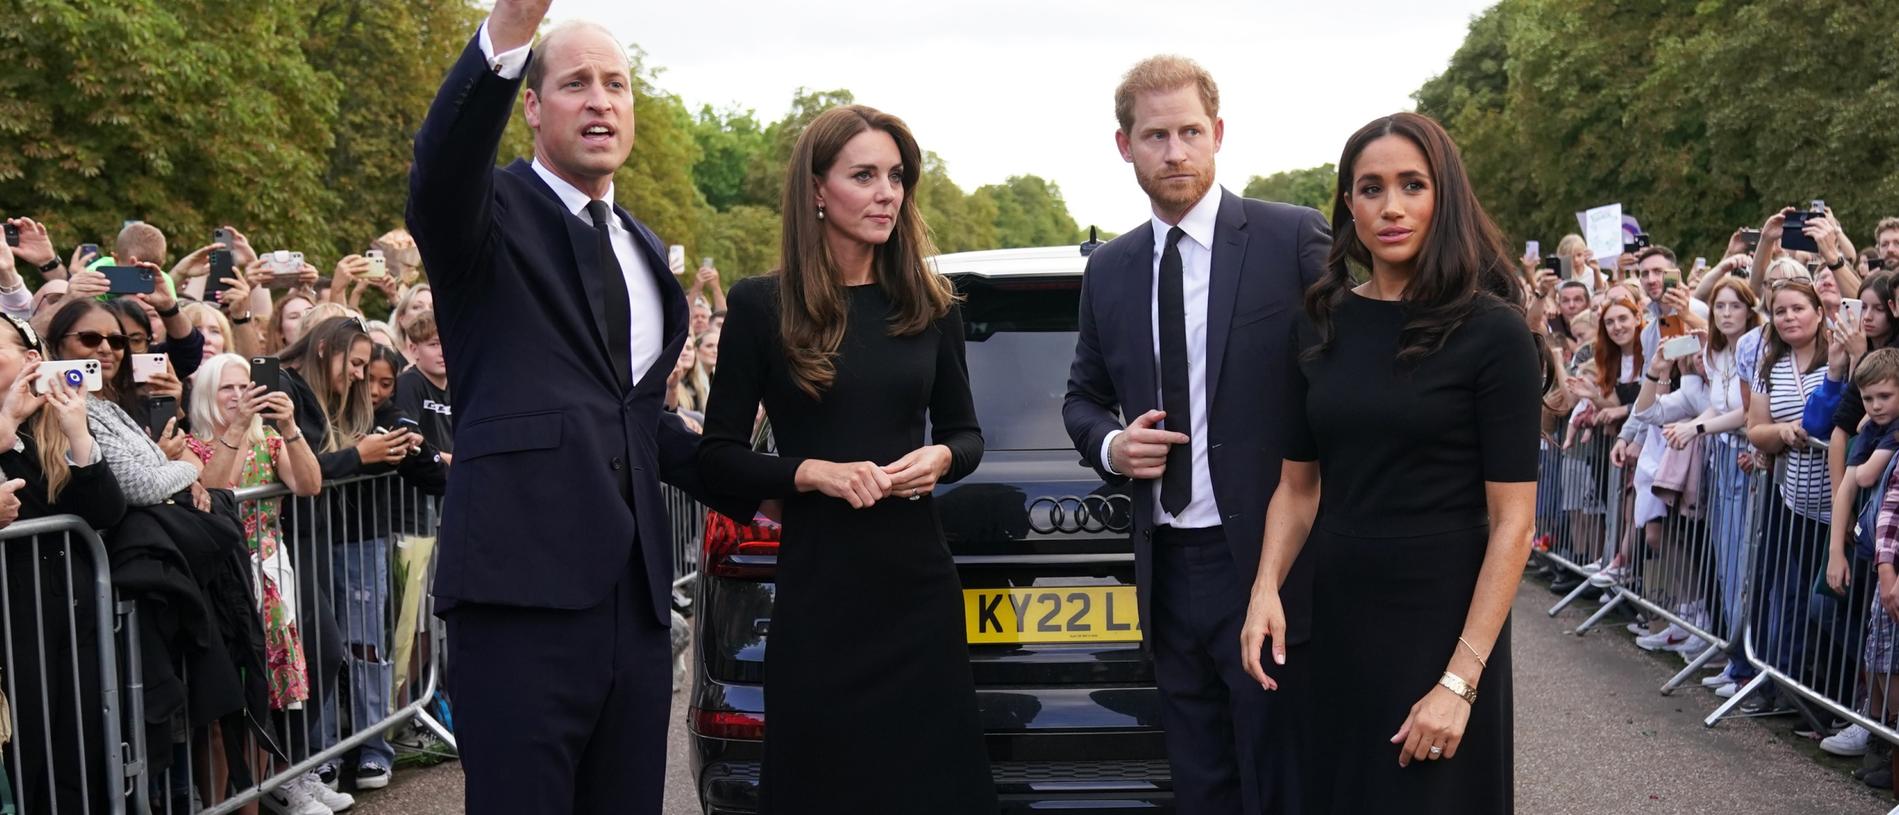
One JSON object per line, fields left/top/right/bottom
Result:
{"left": 356, "top": 582, "right": 1897, "bottom": 814}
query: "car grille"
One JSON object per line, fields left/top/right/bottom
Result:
{"left": 992, "top": 759, "right": 1171, "bottom": 786}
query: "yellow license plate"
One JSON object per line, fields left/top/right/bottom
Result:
{"left": 964, "top": 587, "right": 1142, "bottom": 644}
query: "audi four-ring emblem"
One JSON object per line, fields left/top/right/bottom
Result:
{"left": 1028, "top": 495, "right": 1133, "bottom": 534}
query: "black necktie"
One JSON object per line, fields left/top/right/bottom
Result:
{"left": 1158, "top": 226, "right": 1193, "bottom": 516}
{"left": 585, "top": 200, "right": 635, "bottom": 391}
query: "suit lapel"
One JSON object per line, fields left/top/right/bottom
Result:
{"left": 1127, "top": 221, "right": 1158, "bottom": 417}
{"left": 617, "top": 205, "right": 690, "bottom": 395}
{"left": 506, "top": 161, "right": 621, "bottom": 390}
{"left": 1205, "top": 189, "right": 1248, "bottom": 407}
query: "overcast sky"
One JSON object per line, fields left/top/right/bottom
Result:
{"left": 517, "top": 0, "right": 1497, "bottom": 234}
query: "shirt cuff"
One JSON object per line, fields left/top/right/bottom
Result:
{"left": 1101, "top": 431, "right": 1123, "bottom": 477}
{"left": 478, "top": 19, "right": 532, "bottom": 79}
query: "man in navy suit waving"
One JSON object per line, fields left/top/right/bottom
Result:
{"left": 1064, "top": 56, "right": 1330, "bottom": 815}
{"left": 407, "top": 2, "right": 746, "bottom": 811}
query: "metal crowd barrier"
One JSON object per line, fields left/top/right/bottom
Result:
{"left": 167, "top": 473, "right": 455, "bottom": 815}
{"left": 0, "top": 470, "right": 713, "bottom": 814}
{"left": 0, "top": 517, "right": 134, "bottom": 815}
{"left": 1536, "top": 425, "right": 1899, "bottom": 755}
{"left": 665, "top": 485, "right": 705, "bottom": 593}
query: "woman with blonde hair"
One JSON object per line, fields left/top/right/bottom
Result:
{"left": 698, "top": 104, "right": 994, "bottom": 812}
{"left": 186, "top": 353, "right": 328, "bottom": 810}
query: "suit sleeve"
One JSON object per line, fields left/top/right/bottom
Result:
{"left": 657, "top": 411, "right": 760, "bottom": 523}
{"left": 1063, "top": 249, "right": 1129, "bottom": 485}
{"left": 695, "top": 278, "right": 807, "bottom": 511}
{"left": 405, "top": 34, "right": 523, "bottom": 290}
{"left": 1295, "top": 206, "right": 1332, "bottom": 289}
{"left": 929, "top": 306, "right": 983, "bottom": 483}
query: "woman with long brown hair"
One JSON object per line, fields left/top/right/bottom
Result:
{"left": 1240, "top": 112, "right": 1547, "bottom": 812}
{"left": 698, "top": 105, "right": 995, "bottom": 812}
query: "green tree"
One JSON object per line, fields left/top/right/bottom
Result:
{"left": 977, "top": 175, "right": 1081, "bottom": 248}
{"left": 691, "top": 104, "right": 770, "bottom": 211}
{"left": 743, "top": 88, "right": 856, "bottom": 212}
{"left": 1242, "top": 164, "right": 1337, "bottom": 214}
{"left": 1414, "top": 0, "right": 1899, "bottom": 258}
{"left": 302, "top": 0, "right": 485, "bottom": 259}
{"left": 0, "top": 0, "right": 344, "bottom": 260}
{"left": 916, "top": 152, "right": 997, "bottom": 254}
{"left": 700, "top": 204, "right": 779, "bottom": 279}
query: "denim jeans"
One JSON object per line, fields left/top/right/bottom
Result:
{"left": 312, "top": 537, "right": 395, "bottom": 769}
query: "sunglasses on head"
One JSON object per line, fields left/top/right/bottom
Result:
{"left": 62, "top": 331, "right": 129, "bottom": 351}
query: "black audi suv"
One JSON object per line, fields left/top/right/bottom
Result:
{"left": 687, "top": 243, "right": 1170, "bottom": 813}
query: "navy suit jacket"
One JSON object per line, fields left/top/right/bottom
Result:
{"left": 408, "top": 36, "right": 745, "bottom": 625}
{"left": 1063, "top": 191, "right": 1330, "bottom": 643}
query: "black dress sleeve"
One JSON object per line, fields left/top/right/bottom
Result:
{"left": 697, "top": 277, "right": 807, "bottom": 501}
{"left": 929, "top": 306, "right": 983, "bottom": 484}
{"left": 1283, "top": 316, "right": 1318, "bottom": 462}
{"left": 1474, "top": 306, "right": 1543, "bottom": 483}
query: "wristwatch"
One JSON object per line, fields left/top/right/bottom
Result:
{"left": 36, "top": 258, "right": 61, "bottom": 275}
{"left": 1826, "top": 255, "right": 1846, "bottom": 271}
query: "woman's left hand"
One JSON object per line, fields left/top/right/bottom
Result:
{"left": 258, "top": 390, "right": 296, "bottom": 427}
{"left": 881, "top": 445, "right": 952, "bottom": 499}
{"left": 1391, "top": 681, "right": 1472, "bottom": 768}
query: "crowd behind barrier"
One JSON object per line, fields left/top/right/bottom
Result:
{"left": 1530, "top": 207, "right": 1899, "bottom": 800}
{"left": 0, "top": 212, "right": 731, "bottom": 814}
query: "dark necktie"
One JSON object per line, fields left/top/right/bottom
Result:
{"left": 1158, "top": 226, "right": 1193, "bottom": 516}
{"left": 585, "top": 200, "right": 635, "bottom": 391}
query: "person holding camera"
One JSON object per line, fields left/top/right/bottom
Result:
{"left": 0, "top": 313, "right": 126, "bottom": 815}
{"left": 183, "top": 352, "right": 331, "bottom": 813}
{"left": 274, "top": 316, "right": 437, "bottom": 794}
{"left": 406, "top": 2, "right": 748, "bottom": 810}
{"left": 45, "top": 298, "right": 207, "bottom": 508}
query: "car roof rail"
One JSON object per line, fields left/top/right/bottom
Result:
{"left": 1079, "top": 226, "right": 1104, "bottom": 257}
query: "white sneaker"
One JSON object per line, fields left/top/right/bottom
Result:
{"left": 262, "top": 780, "right": 331, "bottom": 815}
{"left": 1582, "top": 561, "right": 1606, "bottom": 575}
{"left": 297, "top": 774, "right": 354, "bottom": 812}
{"left": 1715, "top": 682, "right": 1739, "bottom": 698}
{"left": 1597, "top": 590, "right": 1617, "bottom": 605}
{"left": 1588, "top": 567, "right": 1625, "bottom": 588}
{"left": 1668, "top": 635, "right": 1711, "bottom": 658}
{"left": 1822, "top": 723, "right": 1872, "bottom": 757}
{"left": 1636, "top": 625, "right": 1688, "bottom": 651}
{"left": 1702, "top": 668, "right": 1736, "bottom": 688}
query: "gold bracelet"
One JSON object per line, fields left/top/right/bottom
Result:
{"left": 1438, "top": 671, "right": 1478, "bottom": 706}
{"left": 218, "top": 437, "right": 242, "bottom": 451}
{"left": 1457, "top": 636, "right": 1489, "bottom": 670}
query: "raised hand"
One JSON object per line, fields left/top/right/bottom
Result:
{"left": 8, "top": 217, "right": 58, "bottom": 268}
{"left": 489, "top": 0, "right": 555, "bottom": 52}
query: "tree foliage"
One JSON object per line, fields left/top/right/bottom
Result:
{"left": 1414, "top": 0, "right": 1899, "bottom": 257}
{"left": 0, "top": 0, "right": 481, "bottom": 265}
{"left": 1243, "top": 164, "right": 1337, "bottom": 216}
{"left": 974, "top": 175, "right": 1082, "bottom": 249}
{"left": 0, "top": 3, "right": 1087, "bottom": 291}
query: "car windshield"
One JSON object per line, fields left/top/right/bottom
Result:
{"left": 955, "top": 276, "right": 1081, "bottom": 452}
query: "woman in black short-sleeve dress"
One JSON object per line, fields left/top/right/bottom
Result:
{"left": 698, "top": 105, "right": 997, "bottom": 813}
{"left": 1242, "top": 113, "right": 1549, "bottom": 814}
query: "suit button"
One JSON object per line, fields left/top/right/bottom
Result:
{"left": 610, "top": 457, "right": 625, "bottom": 471}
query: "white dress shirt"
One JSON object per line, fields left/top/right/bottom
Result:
{"left": 1102, "top": 187, "right": 1225, "bottom": 529}
{"left": 480, "top": 21, "right": 664, "bottom": 385}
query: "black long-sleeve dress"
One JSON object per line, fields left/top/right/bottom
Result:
{"left": 699, "top": 276, "right": 998, "bottom": 813}
{"left": 1287, "top": 293, "right": 1540, "bottom": 814}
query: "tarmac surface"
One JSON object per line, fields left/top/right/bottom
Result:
{"left": 354, "top": 581, "right": 1897, "bottom": 814}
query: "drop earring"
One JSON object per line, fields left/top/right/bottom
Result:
{"left": 817, "top": 207, "right": 826, "bottom": 221}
